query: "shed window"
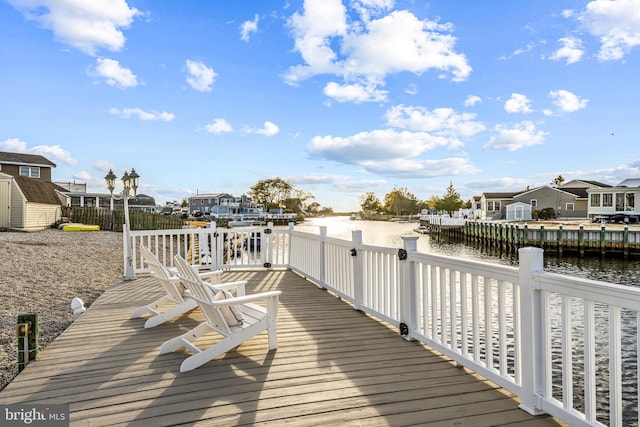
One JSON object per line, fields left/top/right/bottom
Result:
{"left": 20, "top": 166, "right": 40, "bottom": 178}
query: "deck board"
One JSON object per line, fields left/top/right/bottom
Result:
{"left": 0, "top": 270, "right": 565, "bottom": 426}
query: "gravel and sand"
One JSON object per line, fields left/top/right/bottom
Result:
{"left": 0, "top": 229, "right": 123, "bottom": 391}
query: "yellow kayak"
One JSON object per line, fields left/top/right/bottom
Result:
{"left": 62, "top": 224, "right": 100, "bottom": 232}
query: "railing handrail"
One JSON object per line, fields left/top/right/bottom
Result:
{"left": 128, "top": 224, "right": 639, "bottom": 427}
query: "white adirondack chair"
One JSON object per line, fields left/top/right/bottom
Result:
{"left": 159, "top": 254, "right": 282, "bottom": 372}
{"left": 131, "top": 246, "right": 246, "bottom": 328}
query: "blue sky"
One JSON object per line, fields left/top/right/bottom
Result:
{"left": 1, "top": 0, "right": 639, "bottom": 212}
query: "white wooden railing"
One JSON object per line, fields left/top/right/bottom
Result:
{"left": 129, "top": 223, "right": 640, "bottom": 427}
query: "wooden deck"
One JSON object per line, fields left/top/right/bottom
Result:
{"left": 0, "top": 270, "right": 565, "bottom": 426}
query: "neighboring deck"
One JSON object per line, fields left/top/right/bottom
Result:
{"left": 0, "top": 270, "right": 564, "bottom": 426}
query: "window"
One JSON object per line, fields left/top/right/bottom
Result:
{"left": 530, "top": 199, "right": 537, "bottom": 208}
{"left": 590, "top": 193, "right": 601, "bottom": 207}
{"left": 19, "top": 166, "right": 40, "bottom": 178}
{"left": 616, "top": 193, "right": 625, "bottom": 210}
{"left": 603, "top": 193, "right": 613, "bottom": 207}
{"left": 487, "top": 201, "right": 501, "bottom": 211}
{"left": 566, "top": 203, "right": 574, "bottom": 212}
{"left": 626, "top": 193, "right": 635, "bottom": 211}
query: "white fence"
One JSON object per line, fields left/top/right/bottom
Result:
{"left": 129, "top": 224, "right": 640, "bottom": 427}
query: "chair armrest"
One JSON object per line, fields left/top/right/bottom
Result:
{"left": 208, "top": 281, "right": 247, "bottom": 296}
{"left": 209, "top": 291, "right": 281, "bottom": 306}
{"left": 197, "top": 270, "right": 224, "bottom": 281}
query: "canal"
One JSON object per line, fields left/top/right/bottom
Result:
{"left": 298, "top": 216, "right": 640, "bottom": 288}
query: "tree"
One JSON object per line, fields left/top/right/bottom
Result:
{"left": 383, "top": 187, "right": 420, "bottom": 215}
{"left": 360, "top": 192, "right": 382, "bottom": 216}
{"left": 434, "top": 182, "right": 463, "bottom": 215}
{"left": 306, "top": 202, "right": 321, "bottom": 215}
{"left": 552, "top": 175, "right": 565, "bottom": 186}
{"left": 249, "top": 177, "right": 293, "bottom": 212}
{"left": 249, "top": 177, "right": 314, "bottom": 214}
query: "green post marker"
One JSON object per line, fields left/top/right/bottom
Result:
{"left": 16, "top": 314, "right": 38, "bottom": 372}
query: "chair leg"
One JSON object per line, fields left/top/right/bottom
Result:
{"left": 159, "top": 322, "right": 213, "bottom": 354}
{"left": 179, "top": 320, "right": 266, "bottom": 372}
{"left": 130, "top": 296, "right": 172, "bottom": 319}
{"left": 144, "top": 299, "right": 198, "bottom": 328}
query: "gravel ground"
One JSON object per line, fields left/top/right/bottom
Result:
{"left": 0, "top": 229, "right": 123, "bottom": 391}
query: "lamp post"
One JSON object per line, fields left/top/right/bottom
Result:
{"left": 105, "top": 168, "right": 140, "bottom": 280}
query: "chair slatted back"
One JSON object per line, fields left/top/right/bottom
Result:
{"left": 173, "top": 255, "right": 231, "bottom": 333}
{"left": 140, "top": 246, "right": 185, "bottom": 302}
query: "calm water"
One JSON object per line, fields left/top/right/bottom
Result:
{"left": 298, "top": 216, "right": 640, "bottom": 288}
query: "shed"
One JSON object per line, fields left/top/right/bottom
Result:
{"left": 0, "top": 172, "right": 62, "bottom": 230}
{"left": 506, "top": 202, "right": 532, "bottom": 221}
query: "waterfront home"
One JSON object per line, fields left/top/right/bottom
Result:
{"left": 587, "top": 178, "right": 640, "bottom": 221}
{"left": 188, "top": 193, "right": 264, "bottom": 217}
{"left": 478, "top": 180, "right": 611, "bottom": 221}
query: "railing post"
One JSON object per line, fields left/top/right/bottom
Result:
{"left": 518, "top": 246, "right": 546, "bottom": 416}
{"left": 266, "top": 221, "right": 278, "bottom": 268}
{"left": 399, "top": 236, "right": 419, "bottom": 341}
{"left": 319, "top": 226, "right": 327, "bottom": 288}
{"left": 352, "top": 230, "right": 363, "bottom": 310}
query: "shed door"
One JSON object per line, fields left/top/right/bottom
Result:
{"left": 0, "top": 181, "right": 10, "bottom": 228}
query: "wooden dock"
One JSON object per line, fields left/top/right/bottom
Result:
{"left": 0, "top": 270, "right": 565, "bottom": 426}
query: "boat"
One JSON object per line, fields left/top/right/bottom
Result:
{"left": 413, "top": 225, "right": 430, "bottom": 234}
{"left": 228, "top": 220, "right": 251, "bottom": 227}
{"left": 62, "top": 224, "right": 100, "bottom": 232}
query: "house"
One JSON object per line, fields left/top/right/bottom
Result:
{"left": 586, "top": 178, "right": 640, "bottom": 220}
{"left": 479, "top": 192, "right": 522, "bottom": 220}
{"left": 188, "top": 193, "right": 263, "bottom": 216}
{"left": 0, "top": 151, "right": 62, "bottom": 230}
{"left": 513, "top": 185, "right": 588, "bottom": 219}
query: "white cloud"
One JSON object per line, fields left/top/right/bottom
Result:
{"left": 579, "top": 0, "right": 640, "bottom": 61}
{"left": 205, "top": 118, "right": 233, "bottom": 134}
{"left": 185, "top": 60, "right": 216, "bottom": 92}
{"left": 504, "top": 93, "right": 534, "bottom": 114}
{"left": 550, "top": 36, "right": 584, "bottom": 64}
{"left": 8, "top": 0, "right": 141, "bottom": 55}
{"left": 0, "top": 138, "right": 76, "bottom": 165}
{"left": 255, "top": 121, "right": 280, "bottom": 136}
{"left": 240, "top": 14, "right": 259, "bottom": 42}
{"left": 484, "top": 121, "right": 547, "bottom": 151}
{"left": 341, "top": 11, "right": 471, "bottom": 81}
{"left": 307, "top": 128, "right": 478, "bottom": 178}
{"left": 90, "top": 57, "right": 138, "bottom": 88}
{"left": 308, "top": 129, "right": 452, "bottom": 164}
{"left": 293, "top": 172, "right": 354, "bottom": 184}
{"left": 385, "top": 105, "right": 485, "bottom": 138}
{"left": 464, "top": 95, "right": 482, "bottom": 107}
{"left": 323, "top": 81, "right": 387, "bottom": 103}
{"left": 350, "top": 0, "right": 395, "bottom": 21}
{"left": 285, "top": 1, "right": 471, "bottom": 101}
{"left": 361, "top": 157, "right": 479, "bottom": 178}
{"left": 548, "top": 89, "right": 588, "bottom": 113}
{"left": 110, "top": 107, "right": 174, "bottom": 121}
